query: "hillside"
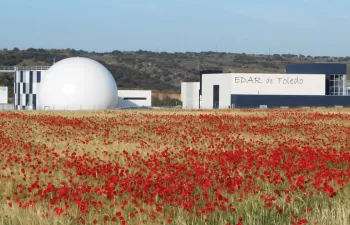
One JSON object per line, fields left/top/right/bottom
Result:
{"left": 1, "top": 48, "right": 350, "bottom": 97}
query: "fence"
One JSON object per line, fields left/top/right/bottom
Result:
{"left": 0, "top": 104, "right": 15, "bottom": 111}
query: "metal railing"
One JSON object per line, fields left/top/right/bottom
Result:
{"left": 0, "top": 104, "right": 15, "bottom": 111}
{"left": 0, "top": 66, "right": 51, "bottom": 72}
{"left": 15, "top": 66, "right": 51, "bottom": 71}
{"left": 0, "top": 66, "right": 16, "bottom": 72}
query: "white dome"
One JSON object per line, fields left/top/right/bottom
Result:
{"left": 38, "top": 57, "right": 118, "bottom": 110}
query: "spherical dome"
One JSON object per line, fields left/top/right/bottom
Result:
{"left": 38, "top": 57, "right": 118, "bottom": 110}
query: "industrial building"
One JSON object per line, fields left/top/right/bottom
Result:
{"left": 14, "top": 66, "right": 50, "bottom": 110}
{"left": 0, "top": 58, "right": 152, "bottom": 110}
{"left": 2, "top": 59, "right": 350, "bottom": 110}
{"left": 0, "top": 66, "right": 50, "bottom": 110}
{"left": 117, "top": 90, "right": 152, "bottom": 108}
{"left": 181, "top": 63, "right": 350, "bottom": 109}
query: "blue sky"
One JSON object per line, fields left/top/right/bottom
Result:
{"left": 0, "top": 0, "right": 349, "bottom": 56}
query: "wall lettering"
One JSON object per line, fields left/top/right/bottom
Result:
{"left": 234, "top": 77, "right": 262, "bottom": 84}
{"left": 234, "top": 76, "right": 304, "bottom": 85}
{"left": 277, "top": 77, "right": 303, "bottom": 85}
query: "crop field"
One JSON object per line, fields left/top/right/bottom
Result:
{"left": 0, "top": 109, "right": 349, "bottom": 225}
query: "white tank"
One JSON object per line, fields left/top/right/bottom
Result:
{"left": 38, "top": 57, "right": 118, "bottom": 110}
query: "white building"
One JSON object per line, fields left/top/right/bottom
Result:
{"left": 0, "top": 86, "right": 8, "bottom": 104}
{"left": 181, "top": 72, "right": 334, "bottom": 109}
{"left": 14, "top": 68, "right": 48, "bottom": 110}
{"left": 181, "top": 82, "right": 200, "bottom": 109}
{"left": 117, "top": 90, "right": 152, "bottom": 108}
{"left": 201, "top": 73, "right": 326, "bottom": 109}
{"left": 0, "top": 66, "right": 51, "bottom": 110}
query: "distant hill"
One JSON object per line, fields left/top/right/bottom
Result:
{"left": 1, "top": 48, "right": 350, "bottom": 96}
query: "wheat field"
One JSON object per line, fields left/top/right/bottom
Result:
{"left": 0, "top": 109, "right": 349, "bottom": 225}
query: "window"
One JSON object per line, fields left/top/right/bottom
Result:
{"left": 213, "top": 85, "right": 219, "bottom": 109}
{"left": 123, "top": 97, "right": 147, "bottom": 100}
{"left": 328, "top": 74, "right": 346, "bottom": 96}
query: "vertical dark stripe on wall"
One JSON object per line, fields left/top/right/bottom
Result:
{"left": 26, "top": 94, "right": 29, "bottom": 106}
{"left": 37, "top": 71, "right": 41, "bottom": 83}
{"left": 20, "top": 71, "right": 23, "bottom": 82}
{"left": 29, "top": 71, "right": 33, "bottom": 93}
{"left": 23, "top": 83, "right": 26, "bottom": 93}
{"left": 33, "top": 94, "right": 37, "bottom": 109}
{"left": 17, "top": 83, "right": 21, "bottom": 106}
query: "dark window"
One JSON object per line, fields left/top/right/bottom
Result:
{"left": 20, "top": 71, "right": 23, "bottom": 82}
{"left": 23, "top": 83, "right": 26, "bottom": 93}
{"left": 213, "top": 85, "right": 219, "bottom": 109}
{"left": 26, "top": 94, "right": 29, "bottom": 106}
{"left": 33, "top": 94, "right": 37, "bottom": 109}
{"left": 29, "top": 71, "right": 33, "bottom": 93}
{"left": 37, "top": 71, "right": 41, "bottom": 83}
{"left": 123, "top": 97, "right": 147, "bottom": 100}
{"left": 17, "top": 83, "right": 21, "bottom": 105}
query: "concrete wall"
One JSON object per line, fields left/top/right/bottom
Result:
{"left": 117, "top": 90, "right": 152, "bottom": 108}
{"left": 231, "top": 94, "right": 350, "bottom": 108}
{"left": 181, "top": 82, "right": 200, "bottom": 109}
{"left": 201, "top": 73, "right": 232, "bottom": 109}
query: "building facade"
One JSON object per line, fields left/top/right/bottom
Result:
{"left": 181, "top": 82, "right": 200, "bottom": 109}
{"left": 181, "top": 63, "right": 350, "bottom": 109}
{"left": 286, "top": 63, "right": 347, "bottom": 96}
{"left": 201, "top": 73, "right": 326, "bottom": 109}
{"left": 14, "top": 69, "right": 47, "bottom": 110}
{"left": 117, "top": 90, "right": 152, "bottom": 108}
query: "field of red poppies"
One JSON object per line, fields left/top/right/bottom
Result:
{"left": 0, "top": 109, "right": 349, "bottom": 225}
